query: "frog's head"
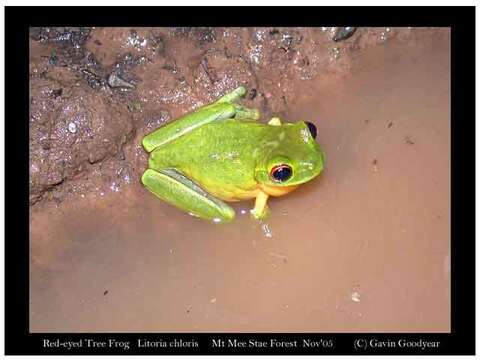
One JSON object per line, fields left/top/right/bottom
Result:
{"left": 255, "top": 121, "right": 325, "bottom": 189}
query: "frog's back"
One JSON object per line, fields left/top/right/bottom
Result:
{"left": 148, "top": 119, "right": 270, "bottom": 200}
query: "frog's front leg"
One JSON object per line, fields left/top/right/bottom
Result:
{"left": 268, "top": 117, "right": 282, "bottom": 126}
{"left": 250, "top": 191, "right": 270, "bottom": 220}
{"left": 142, "top": 86, "right": 260, "bottom": 153}
{"left": 141, "top": 168, "right": 235, "bottom": 223}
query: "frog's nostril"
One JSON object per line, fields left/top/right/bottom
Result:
{"left": 305, "top": 122, "right": 317, "bottom": 139}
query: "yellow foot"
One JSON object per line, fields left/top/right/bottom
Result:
{"left": 268, "top": 117, "right": 282, "bottom": 126}
{"left": 250, "top": 206, "right": 270, "bottom": 220}
{"left": 250, "top": 191, "right": 270, "bottom": 220}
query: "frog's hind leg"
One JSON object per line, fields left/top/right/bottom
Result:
{"left": 141, "top": 169, "right": 235, "bottom": 223}
{"left": 232, "top": 103, "right": 260, "bottom": 120}
{"left": 214, "top": 86, "right": 247, "bottom": 103}
{"left": 142, "top": 102, "right": 236, "bottom": 153}
{"left": 142, "top": 86, "right": 260, "bottom": 153}
{"left": 215, "top": 86, "right": 259, "bottom": 120}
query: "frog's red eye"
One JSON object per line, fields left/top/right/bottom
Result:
{"left": 270, "top": 164, "right": 293, "bottom": 182}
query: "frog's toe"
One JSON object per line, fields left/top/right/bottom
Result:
{"left": 250, "top": 206, "right": 270, "bottom": 221}
{"left": 215, "top": 86, "right": 247, "bottom": 104}
{"left": 233, "top": 104, "right": 260, "bottom": 120}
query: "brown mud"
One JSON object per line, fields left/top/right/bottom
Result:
{"left": 30, "top": 27, "right": 450, "bottom": 332}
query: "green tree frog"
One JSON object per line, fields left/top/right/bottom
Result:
{"left": 141, "top": 86, "right": 325, "bottom": 223}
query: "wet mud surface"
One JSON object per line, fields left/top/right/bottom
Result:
{"left": 30, "top": 27, "right": 450, "bottom": 332}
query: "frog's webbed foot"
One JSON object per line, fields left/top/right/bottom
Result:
{"left": 232, "top": 103, "right": 260, "bottom": 120}
{"left": 142, "top": 169, "right": 235, "bottom": 223}
{"left": 216, "top": 86, "right": 260, "bottom": 120}
{"left": 215, "top": 86, "right": 247, "bottom": 103}
{"left": 250, "top": 191, "right": 270, "bottom": 220}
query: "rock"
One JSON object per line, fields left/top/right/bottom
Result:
{"left": 29, "top": 76, "right": 134, "bottom": 204}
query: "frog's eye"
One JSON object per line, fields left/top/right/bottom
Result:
{"left": 270, "top": 164, "right": 293, "bottom": 182}
{"left": 305, "top": 121, "right": 317, "bottom": 139}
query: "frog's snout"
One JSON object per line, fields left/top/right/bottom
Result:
{"left": 305, "top": 122, "right": 317, "bottom": 139}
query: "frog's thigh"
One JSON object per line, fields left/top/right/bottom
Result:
{"left": 143, "top": 102, "right": 236, "bottom": 153}
{"left": 251, "top": 191, "right": 270, "bottom": 220}
{"left": 141, "top": 169, "right": 235, "bottom": 223}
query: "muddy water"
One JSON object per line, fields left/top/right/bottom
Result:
{"left": 30, "top": 34, "right": 450, "bottom": 332}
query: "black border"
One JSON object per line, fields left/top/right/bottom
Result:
{"left": 5, "top": 6, "right": 475, "bottom": 355}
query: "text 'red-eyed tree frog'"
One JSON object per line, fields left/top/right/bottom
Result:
{"left": 141, "top": 86, "right": 325, "bottom": 223}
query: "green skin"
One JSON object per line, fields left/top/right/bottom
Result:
{"left": 141, "top": 86, "right": 325, "bottom": 223}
